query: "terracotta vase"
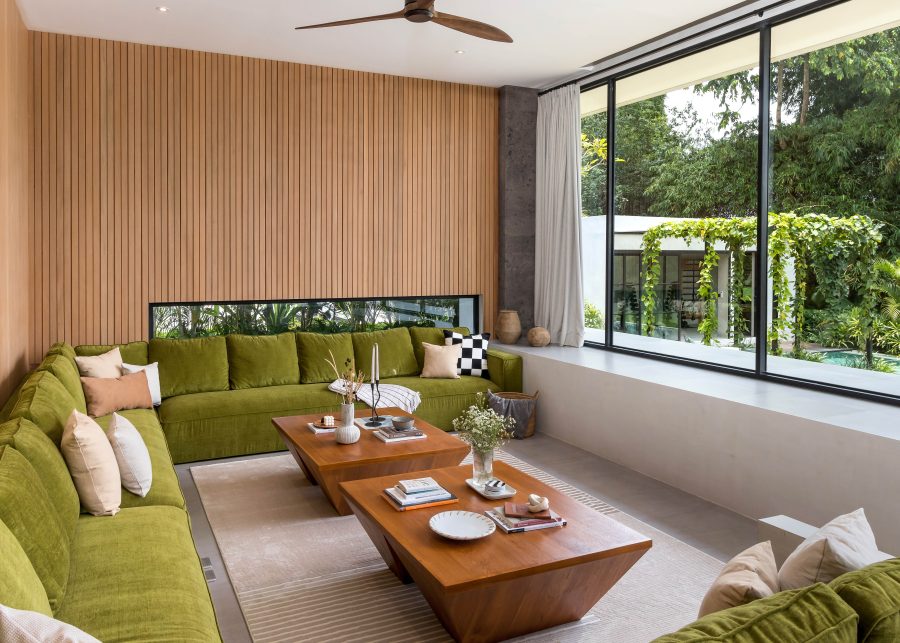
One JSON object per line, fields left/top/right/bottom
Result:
{"left": 527, "top": 327, "right": 551, "bottom": 347}
{"left": 495, "top": 310, "right": 522, "bottom": 344}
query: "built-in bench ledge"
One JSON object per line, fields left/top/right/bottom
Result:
{"left": 494, "top": 341, "right": 898, "bottom": 442}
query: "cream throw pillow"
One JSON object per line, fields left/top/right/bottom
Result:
{"left": 107, "top": 413, "right": 153, "bottom": 497}
{"left": 121, "top": 362, "right": 162, "bottom": 406}
{"left": 421, "top": 343, "right": 462, "bottom": 379}
{"left": 697, "top": 541, "right": 779, "bottom": 617}
{"left": 778, "top": 508, "right": 891, "bottom": 589}
{"left": 0, "top": 603, "right": 100, "bottom": 643}
{"left": 61, "top": 411, "right": 121, "bottom": 516}
{"left": 74, "top": 347, "right": 123, "bottom": 378}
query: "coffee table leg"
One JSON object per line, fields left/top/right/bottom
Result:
{"left": 353, "top": 510, "right": 413, "bottom": 584}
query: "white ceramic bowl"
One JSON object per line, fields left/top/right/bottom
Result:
{"left": 429, "top": 511, "right": 496, "bottom": 541}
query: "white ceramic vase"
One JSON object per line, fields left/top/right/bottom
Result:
{"left": 335, "top": 404, "right": 360, "bottom": 444}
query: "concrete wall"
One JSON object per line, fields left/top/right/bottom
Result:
{"left": 506, "top": 345, "right": 900, "bottom": 554}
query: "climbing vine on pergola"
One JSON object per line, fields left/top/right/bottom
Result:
{"left": 640, "top": 212, "right": 882, "bottom": 358}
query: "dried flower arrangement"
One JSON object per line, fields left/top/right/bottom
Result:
{"left": 325, "top": 350, "right": 366, "bottom": 405}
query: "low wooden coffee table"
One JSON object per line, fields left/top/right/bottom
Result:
{"left": 272, "top": 408, "right": 469, "bottom": 515}
{"left": 340, "top": 461, "right": 652, "bottom": 643}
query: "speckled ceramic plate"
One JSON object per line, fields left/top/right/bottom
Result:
{"left": 429, "top": 510, "right": 496, "bottom": 541}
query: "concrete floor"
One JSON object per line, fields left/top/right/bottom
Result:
{"left": 177, "top": 433, "right": 759, "bottom": 643}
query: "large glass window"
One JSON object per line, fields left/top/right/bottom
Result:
{"left": 764, "top": 2, "right": 899, "bottom": 396}
{"left": 610, "top": 34, "right": 760, "bottom": 370}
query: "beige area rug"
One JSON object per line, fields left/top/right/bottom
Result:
{"left": 192, "top": 451, "right": 723, "bottom": 643}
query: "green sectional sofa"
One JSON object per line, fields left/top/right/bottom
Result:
{"left": 0, "top": 326, "right": 521, "bottom": 640}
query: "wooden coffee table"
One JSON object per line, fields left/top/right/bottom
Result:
{"left": 272, "top": 408, "right": 469, "bottom": 515}
{"left": 340, "top": 461, "right": 652, "bottom": 643}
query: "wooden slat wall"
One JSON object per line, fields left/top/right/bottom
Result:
{"left": 30, "top": 33, "right": 499, "bottom": 361}
{"left": 0, "top": 0, "right": 31, "bottom": 402}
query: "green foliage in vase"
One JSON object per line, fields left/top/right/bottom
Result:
{"left": 452, "top": 393, "right": 516, "bottom": 455}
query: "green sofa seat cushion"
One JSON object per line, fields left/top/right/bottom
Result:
{"left": 0, "top": 446, "right": 70, "bottom": 613}
{"left": 157, "top": 384, "right": 344, "bottom": 463}
{"left": 408, "top": 326, "right": 470, "bottom": 370}
{"left": 56, "top": 506, "right": 221, "bottom": 642}
{"left": 46, "top": 342, "right": 77, "bottom": 361}
{"left": 296, "top": 332, "right": 354, "bottom": 384}
{"left": 352, "top": 328, "right": 419, "bottom": 379}
{"left": 831, "top": 558, "right": 900, "bottom": 643}
{"left": 93, "top": 409, "right": 184, "bottom": 510}
{"left": 652, "top": 583, "right": 858, "bottom": 643}
{"left": 37, "top": 353, "right": 87, "bottom": 414}
{"left": 0, "top": 518, "right": 52, "bottom": 616}
{"left": 227, "top": 333, "right": 300, "bottom": 389}
{"left": 9, "top": 370, "right": 78, "bottom": 445}
{"left": 150, "top": 337, "right": 230, "bottom": 398}
{"left": 0, "top": 418, "right": 79, "bottom": 543}
{"left": 75, "top": 341, "right": 149, "bottom": 365}
{"left": 383, "top": 375, "right": 498, "bottom": 430}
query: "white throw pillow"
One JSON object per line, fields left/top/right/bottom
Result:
{"left": 778, "top": 508, "right": 892, "bottom": 589}
{"left": 698, "top": 541, "right": 779, "bottom": 617}
{"left": 74, "top": 347, "right": 123, "bottom": 378}
{"left": 61, "top": 410, "right": 121, "bottom": 516}
{"left": 106, "top": 413, "right": 153, "bottom": 497}
{"left": 0, "top": 604, "right": 101, "bottom": 643}
{"left": 121, "top": 362, "right": 162, "bottom": 406}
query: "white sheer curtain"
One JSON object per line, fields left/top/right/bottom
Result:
{"left": 534, "top": 85, "right": 584, "bottom": 347}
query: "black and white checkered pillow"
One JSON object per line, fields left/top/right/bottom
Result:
{"left": 443, "top": 331, "right": 490, "bottom": 379}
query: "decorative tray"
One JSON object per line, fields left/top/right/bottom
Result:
{"left": 465, "top": 478, "right": 517, "bottom": 500}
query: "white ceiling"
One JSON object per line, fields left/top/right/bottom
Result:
{"left": 16, "top": 0, "right": 743, "bottom": 88}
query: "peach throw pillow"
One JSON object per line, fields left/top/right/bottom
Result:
{"left": 80, "top": 371, "right": 153, "bottom": 417}
{"left": 61, "top": 410, "right": 121, "bottom": 516}
{"left": 421, "top": 343, "right": 462, "bottom": 379}
{"left": 698, "top": 541, "right": 779, "bottom": 617}
{"left": 74, "top": 347, "right": 123, "bottom": 378}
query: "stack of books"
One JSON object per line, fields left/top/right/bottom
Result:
{"left": 485, "top": 502, "right": 567, "bottom": 533}
{"left": 383, "top": 477, "right": 458, "bottom": 511}
{"left": 374, "top": 425, "right": 426, "bottom": 443}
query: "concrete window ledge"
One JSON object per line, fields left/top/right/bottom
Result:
{"left": 495, "top": 342, "right": 900, "bottom": 554}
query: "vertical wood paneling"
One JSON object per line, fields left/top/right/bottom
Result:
{"left": 0, "top": 0, "right": 31, "bottom": 401}
{"left": 29, "top": 33, "right": 500, "bottom": 360}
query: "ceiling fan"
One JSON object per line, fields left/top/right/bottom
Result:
{"left": 295, "top": 0, "right": 513, "bottom": 43}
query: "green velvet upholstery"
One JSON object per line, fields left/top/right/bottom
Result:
{"left": 384, "top": 376, "right": 498, "bottom": 430}
{"left": 55, "top": 506, "right": 221, "bottom": 642}
{"left": 0, "top": 373, "right": 27, "bottom": 422}
{"left": 37, "top": 353, "right": 87, "bottom": 413}
{"left": 0, "top": 418, "right": 79, "bottom": 543}
{"left": 296, "top": 332, "right": 354, "bottom": 384}
{"left": 93, "top": 410, "right": 185, "bottom": 509}
{"left": 0, "top": 446, "right": 70, "bottom": 613}
{"left": 0, "top": 518, "right": 52, "bottom": 616}
{"left": 652, "top": 583, "right": 858, "bottom": 643}
{"left": 408, "top": 326, "right": 470, "bottom": 370}
{"left": 226, "top": 333, "right": 300, "bottom": 390}
{"left": 831, "top": 558, "right": 900, "bottom": 643}
{"left": 75, "top": 341, "right": 149, "bottom": 365}
{"left": 150, "top": 337, "right": 230, "bottom": 398}
{"left": 352, "top": 327, "right": 419, "bottom": 379}
{"left": 486, "top": 349, "right": 524, "bottom": 392}
{"left": 46, "top": 342, "right": 77, "bottom": 361}
{"left": 9, "top": 370, "right": 78, "bottom": 445}
{"left": 158, "top": 384, "right": 340, "bottom": 463}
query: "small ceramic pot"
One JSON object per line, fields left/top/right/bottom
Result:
{"left": 527, "top": 327, "right": 551, "bottom": 347}
{"left": 496, "top": 310, "right": 522, "bottom": 344}
{"left": 335, "top": 404, "right": 360, "bottom": 444}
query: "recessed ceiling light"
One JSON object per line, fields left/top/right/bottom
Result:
{"left": 455, "top": 50, "right": 465, "bottom": 55}
{"left": 157, "top": 6, "right": 169, "bottom": 12}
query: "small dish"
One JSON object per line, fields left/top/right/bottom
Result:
{"left": 465, "top": 478, "right": 517, "bottom": 500}
{"left": 429, "top": 511, "right": 496, "bottom": 541}
{"left": 392, "top": 416, "right": 416, "bottom": 430}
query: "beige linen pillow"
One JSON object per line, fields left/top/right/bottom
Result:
{"left": 106, "top": 413, "right": 153, "bottom": 497}
{"left": 61, "top": 410, "right": 121, "bottom": 516}
{"left": 74, "top": 347, "right": 123, "bottom": 378}
{"left": 80, "top": 371, "right": 153, "bottom": 417}
{"left": 0, "top": 603, "right": 101, "bottom": 642}
{"left": 421, "top": 343, "right": 462, "bottom": 379}
{"left": 778, "top": 508, "right": 892, "bottom": 589}
{"left": 697, "top": 541, "right": 779, "bottom": 617}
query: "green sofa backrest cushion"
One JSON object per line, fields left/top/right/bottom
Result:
{"left": 0, "top": 518, "right": 52, "bottom": 616}
{"left": 0, "top": 446, "right": 71, "bottom": 613}
{"left": 226, "top": 333, "right": 300, "bottom": 390}
{"left": 37, "top": 353, "right": 86, "bottom": 414}
{"left": 9, "top": 371, "right": 78, "bottom": 445}
{"left": 0, "top": 418, "right": 79, "bottom": 544}
{"left": 296, "top": 332, "right": 354, "bottom": 384}
{"left": 651, "top": 583, "right": 858, "bottom": 642}
{"left": 831, "top": 558, "right": 900, "bottom": 643}
{"left": 75, "top": 341, "right": 149, "bottom": 365}
{"left": 408, "top": 326, "right": 471, "bottom": 371}
{"left": 352, "top": 328, "right": 419, "bottom": 379}
{"left": 46, "top": 342, "right": 77, "bottom": 361}
{"left": 149, "top": 336, "right": 230, "bottom": 398}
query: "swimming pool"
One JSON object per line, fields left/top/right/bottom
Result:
{"left": 815, "top": 349, "right": 900, "bottom": 372}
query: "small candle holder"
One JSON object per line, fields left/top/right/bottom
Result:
{"left": 364, "top": 380, "right": 385, "bottom": 427}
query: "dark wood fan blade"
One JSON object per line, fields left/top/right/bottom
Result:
{"left": 295, "top": 10, "right": 404, "bottom": 30}
{"left": 432, "top": 12, "right": 513, "bottom": 43}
